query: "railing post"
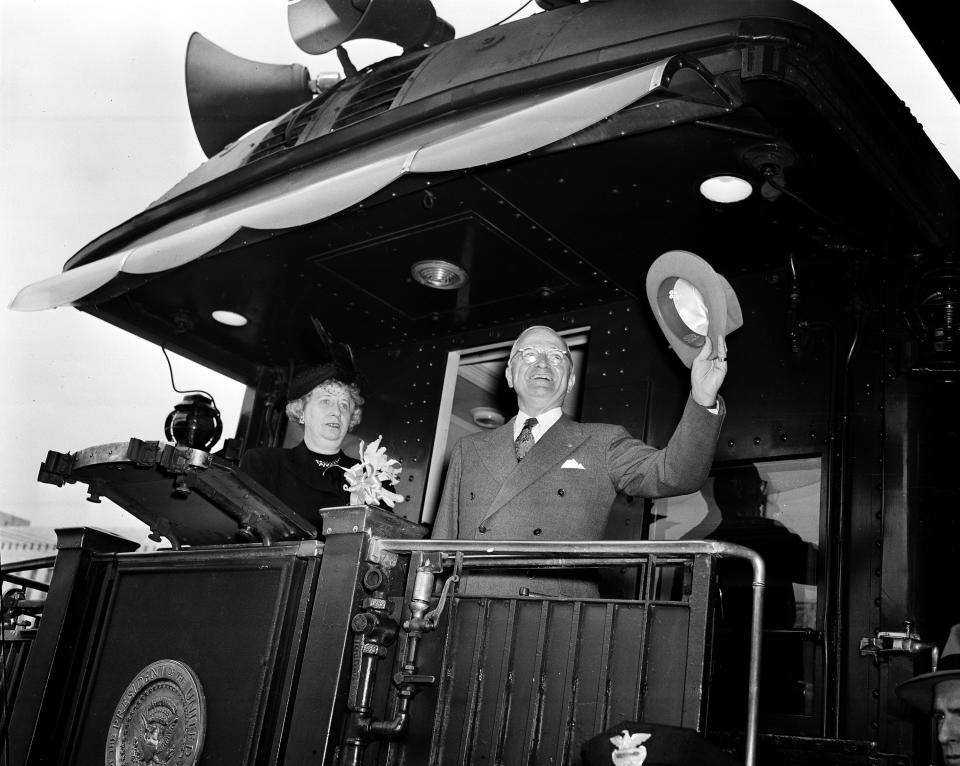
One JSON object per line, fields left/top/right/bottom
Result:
{"left": 5, "top": 527, "right": 139, "bottom": 766}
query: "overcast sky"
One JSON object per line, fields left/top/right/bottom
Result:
{"left": 2, "top": 0, "right": 958, "bottom": 538}
{"left": 0, "top": 0, "right": 541, "bottom": 538}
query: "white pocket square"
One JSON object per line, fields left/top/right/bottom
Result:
{"left": 561, "top": 458, "right": 585, "bottom": 469}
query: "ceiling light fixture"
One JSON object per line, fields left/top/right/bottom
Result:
{"left": 211, "top": 309, "right": 248, "bottom": 327}
{"left": 411, "top": 259, "right": 469, "bottom": 290}
{"left": 699, "top": 175, "right": 753, "bottom": 203}
{"left": 471, "top": 406, "right": 505, "bottom": 429}
{"left": 741, "top": 143, "right": 798, "bottom": 202}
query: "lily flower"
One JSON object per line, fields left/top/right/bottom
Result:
{"left": 342, "top": 435, "right": 405, "bottom": 507}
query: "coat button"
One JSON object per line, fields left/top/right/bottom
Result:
{"left": 478, "top": 525, "right": 487, "bottom": 533}
{"left": 557, "top": 488, "right": 565, "bottom": 496}
{"left": 533, "top": 528, "right": 542, "bottom": 536}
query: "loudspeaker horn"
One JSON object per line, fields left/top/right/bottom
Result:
{"left": 288, "top": 0, "right": 454, "bottom": 56}
{"left": 186, "top": 32, "right": 317, "bottom": 158}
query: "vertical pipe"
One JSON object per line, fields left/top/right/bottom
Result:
{"left": 744, "top": 551, "right": 766, "bottom": 766}
{"left": 831, "top": 309, "right": 862, "bottom": 736}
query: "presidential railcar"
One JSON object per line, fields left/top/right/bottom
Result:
{"left": 4, "top": 0, "right": 959, "bottom": 764}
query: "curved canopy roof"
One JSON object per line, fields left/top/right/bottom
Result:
{"left": 11, "top": 60, "right": 679, "bottom": 312}
{"left": 10, "top": 0, "right": 960, "bottom": 382}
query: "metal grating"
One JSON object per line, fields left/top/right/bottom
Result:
{"left": 244, "top": 92, "right": 334, "bottom": 166}
{"left": 244, "top": 50, "right": 427, "bottom": 165}
{"left": 331, "top": 51, "right": 430, "bottom": 131}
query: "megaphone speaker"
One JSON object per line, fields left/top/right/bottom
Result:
{"left": 186, "top": 32, "right": 315, "bottom": 158}
{"left": 289, "top": 0, "right": 453, "bottom": 56}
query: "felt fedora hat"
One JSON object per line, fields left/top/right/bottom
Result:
{"left": 645, "top": 250, "right": 743, "bottom": 368}
{"left": 896, "top": 624, "right": 960, "bottom": 714}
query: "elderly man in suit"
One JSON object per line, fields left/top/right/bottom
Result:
{"left": 433, "top": 324, "right": 728, "bottom": 597}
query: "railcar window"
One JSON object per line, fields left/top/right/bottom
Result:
{"left": 647, "top": 457, "right": 823, "bottom": 735}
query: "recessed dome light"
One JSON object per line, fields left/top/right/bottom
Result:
{"left": 471, "top": 406, "right": 505, "bottom": 429}
{"left": 411, "top": 260, "right": 469, "bottom": 290}
{"left": 211, "top": 309, "right": 248, "bottom": 327}
{"left": 700, "top": 175, "right": 753, "bottom": 203}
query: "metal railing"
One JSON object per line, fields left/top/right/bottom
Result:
{"left": 1, "top": 555, "right": 55, "bottom": 592}
{"left": 368, "top": 538, "right": 765, "bottom": 766}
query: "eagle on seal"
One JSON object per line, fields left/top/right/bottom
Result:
{"left": 135, "top": 704, "right": 179, "bottom": 765}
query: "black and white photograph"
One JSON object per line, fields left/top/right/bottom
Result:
{"left": 2, "top": 0, "right": 958, "bottom": 763}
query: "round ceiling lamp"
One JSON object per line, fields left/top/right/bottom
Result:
{"left": 411, "top": 260, "right": 469, "bottom": 290}
{"left": 211, "top": 309, "right": 248, "bottom": 327}
{"left": 471, "top": 406, "right": 505, "bottom": 429}
{"left": 699, "top": 175, "right": 753, "bottom": 203}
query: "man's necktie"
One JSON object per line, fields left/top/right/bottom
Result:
{"left": 515, "top": 417, "right": 538, "bottom": 461}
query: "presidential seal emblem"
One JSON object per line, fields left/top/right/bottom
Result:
{"left": 105, "top": 659, "right": 205, "bottom": 766}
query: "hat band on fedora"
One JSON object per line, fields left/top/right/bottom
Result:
{"left": 939, "top": 653, "right": 960, "bottom": 672}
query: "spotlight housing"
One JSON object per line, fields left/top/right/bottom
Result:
{"left": 411, "top": 260, "right": 469, "bottom": 290}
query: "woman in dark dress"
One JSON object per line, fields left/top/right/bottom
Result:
{"left": 239, "top": 364, "right": 364, "bottom": 527}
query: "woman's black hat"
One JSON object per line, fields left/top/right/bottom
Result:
{"left": 287, "top": 363, "right": 356, "bottom": 401}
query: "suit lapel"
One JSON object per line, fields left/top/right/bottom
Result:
{"left": 475, "top": 419, "right": 521, "bottom": 483}
{"left": 483, "top": 416, "right": 588, "bottom": 522}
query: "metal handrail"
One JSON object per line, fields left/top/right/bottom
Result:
{"left": 1, "top": 556, "right": 56, "bottom": 593}
{"left": 0, "top": 556, "right": 56, "bottom": 573}
{"left": 369, "top": 538, "right": 765, "bottom": 766}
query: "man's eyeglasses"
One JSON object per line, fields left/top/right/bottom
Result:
{"left": 513, "top": 346, "right": 570, "bottom": 367}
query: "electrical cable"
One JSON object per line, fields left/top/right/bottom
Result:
{"left": 160, "top": 344, "right": 219, "bottom": 412}
{"left": 763, "top": 174, "right": 876, "bottom": 248}
{"left": 490, "top": 0, "right": 535, "bottom": 28}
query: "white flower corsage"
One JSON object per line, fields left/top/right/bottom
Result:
{"left": 342, "top": 435, "right": 405, "bottom": 508}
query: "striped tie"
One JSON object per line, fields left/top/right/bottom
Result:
{"left": 514, "top": 417, "right": 539, "bottom": 461}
